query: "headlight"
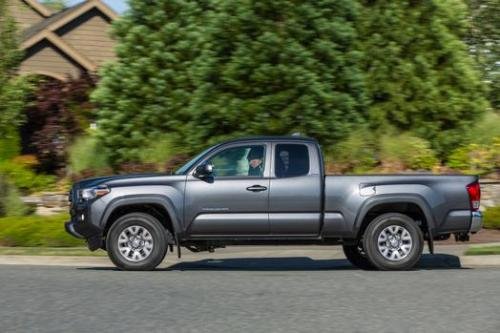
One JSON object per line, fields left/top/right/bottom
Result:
{"left": 81, "top": 185, "right": 111, "bottom": 200}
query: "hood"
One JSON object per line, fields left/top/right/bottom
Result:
{"left": 74, "top": 173, "right": 165, "bottom": 189}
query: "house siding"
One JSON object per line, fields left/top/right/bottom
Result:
{"left": 6, "top": 0, "right": 44, "bottom": 30}
{"left": 57, "top": 8, "right": 116, "bottom": 66}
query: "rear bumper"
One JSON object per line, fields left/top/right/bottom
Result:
{"left": 469, "top": 211, "right": 483, "bottom": 233}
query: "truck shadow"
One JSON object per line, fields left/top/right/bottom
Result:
{"left": 164, "top": 253, "right": 463, "bottom": 271}
{"left": 79, "top": 253, "right": 464, "bottom": 271}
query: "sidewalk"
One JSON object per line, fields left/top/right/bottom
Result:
{"left": 0, "top": 244, "right": 499, "bottom": 269}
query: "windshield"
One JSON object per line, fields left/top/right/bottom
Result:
{"left": 174, "top": 146, "right": 216, "bottom": 175}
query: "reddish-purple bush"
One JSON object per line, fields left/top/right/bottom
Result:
{"left": 21, "top": 73, "right": 97, "bottom": 174}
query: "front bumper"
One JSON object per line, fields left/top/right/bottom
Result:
{"left": 469, "top": 211, "right": 483, "bottom": 233}
{"left": 65, "top": 218, "right": 103, "bottom": 251}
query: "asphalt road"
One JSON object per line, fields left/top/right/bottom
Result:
{"left": 1, "top": 255, "right": 500, "bottom": 333}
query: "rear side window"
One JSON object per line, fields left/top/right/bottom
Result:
{"left": 275, "top": 144, "right": 309, "bottom": 178}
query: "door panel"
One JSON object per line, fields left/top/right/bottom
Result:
{"left": 269, "top": 143, "right": 322, "bottom": 235}
{"left": 185, "top": 177, "right": 270, "bottom": 235}
{"left": 184, "top": 143, "right": 271, "bottom": 236}
{"left": 269, "top": 175, "right": 321, "bottom": 235}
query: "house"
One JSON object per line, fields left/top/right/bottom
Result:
{"left": 7, "top": 0, "right": 118, "bottom": 81}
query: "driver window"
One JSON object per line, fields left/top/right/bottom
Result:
{"left": 209, "top": 145, "right": 265, "bottom": 177}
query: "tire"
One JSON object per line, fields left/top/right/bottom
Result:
{"left": 342, "top": 243, "right": 376, "bottom": 270}
{"left": 362, "top": 213, "right": 424, "bottom": 271}
{"left": 106, "top": 212, "right": 169, "bottom": 271}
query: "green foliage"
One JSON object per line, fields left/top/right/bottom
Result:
{"left": 448, "top": 137, "right": 500, "bottom": 174}
{"left": 465, "top": 245, "right": 500, "bottom": 255}
{"left": 325, "top": 128, "right": 377, "bottom": 173}
{"left": 0, "top": 128, "right": 20, "bottom": 161}
{"left": 185, "top": 0, "right": 366, "bottom": 151}
{"left": 0, "top": 176, "right": 29, "bottom": 217}
{"left": 359, "top": 0, "right": 489, "bottom": 156}
{"left": 0, "top": 161, "right": 56, "bottom": 193}
{"left": 0, "top": 0, "right": 29, "bottom": 138}
{"left": 0, "top": 214, "right": 83, "bottom": 247}
{"left": 466, "top": 0, "right": 499, "bottom": 109}
{"left": 380, "top": 133, "right": 439, "bottom": 170}
{"left": 463, "top": 112, "right": 500, "bottom": 145}
{"left": 483, "top": 206, "right": 500, "bottom": 229}
{"left": 93, "top": 0, "right": 208, "bottom": 164}
{"left": 138, "top": 134, "right": 183, "bottom": 169}
{"left": 68, "top": 133, "right": 110, "bottom": 175}
{"left": 94, "top": 0, "right": 366, "bottom": 162}
{"left": 3, "top": 185, "right": 29, "bottom": 217}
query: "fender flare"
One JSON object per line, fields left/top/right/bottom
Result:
{"left": 100, "top": 194, "right": 182, "bottom": 238}
{"left": 354, "top": 194, "right": 436, "bottom": 245}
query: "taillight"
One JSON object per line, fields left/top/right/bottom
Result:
{"left": 466, "top": 182, "right": 481, "bottom": 211}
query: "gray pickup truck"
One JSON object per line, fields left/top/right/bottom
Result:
{"left": 65, "top": 136, "right": 482, "bottom": 271}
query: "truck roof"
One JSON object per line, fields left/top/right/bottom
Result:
{"left": 221, "top": 135, "right": 318, "bottom": 145}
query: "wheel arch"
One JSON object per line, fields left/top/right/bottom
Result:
{"left": 354, "top": 194, "right": 436, "bottom": 241}
{"left": 100, "top": 195, "right": 181, "bottom": 240}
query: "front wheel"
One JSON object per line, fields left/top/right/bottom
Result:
{"left": 106, "top": 213, "right": 169, "bottom": 271}
{"left": 362, "top": 213, "right": 424, "bottom": 271}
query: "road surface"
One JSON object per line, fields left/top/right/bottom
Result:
{"left": 0, "top": 250, "right": 499, "bottom": 333}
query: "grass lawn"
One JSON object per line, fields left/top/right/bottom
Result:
{"left": 465, "top": 245, "right": 500, "bottom": 256}
{"left": 0, "top": 214, "right": 84, "bottom": 247}
{"left": 0, "top": 246, "right": 106, "bottom": 256}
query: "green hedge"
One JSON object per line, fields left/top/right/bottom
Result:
{"left": 0, "top": 214, "right": 84, "bottom": 247}
{"left": 483, "top": 206, "right": 500, "bottom": 230}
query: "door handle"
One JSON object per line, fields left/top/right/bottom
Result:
{"left": 246, "top": 185, "right": 267, "bottom": 192}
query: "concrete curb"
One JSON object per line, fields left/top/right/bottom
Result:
{"left": 1, "top": 253, "right": 500, "bottom": 269}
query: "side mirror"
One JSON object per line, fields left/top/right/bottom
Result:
{"left": 194, "top": 163, "right": 214, "bottom": 178}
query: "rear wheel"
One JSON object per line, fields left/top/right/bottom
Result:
{"left": 106, "top": 213, "right": 169, "bottom": 271}
{"left": 362, "top": 213, "right": 424, "bottom": 271}
{"left": 342, "top": 243, "right": 375, "bottom": 270}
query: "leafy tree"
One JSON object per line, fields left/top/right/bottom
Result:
{"left": 184, "top": 0, "right": 366, "bottom": 150}
{"left": 0, "top": 0, "right": 29, "bottom": 160}
{"left": 358, "top": 0, "right": 489, "bottom": 157}
{"left": 93, "top": 0, "right": 209, "bottom": 164}
{"left": 466, "top": 0, "right": 499, "bottom": 109}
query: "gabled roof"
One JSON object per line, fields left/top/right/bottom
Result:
{"left": 23, "top": 0, "right": 53, "bottom": 17}
{"left": 20, "top": 0, "right": 118, "bottom": 74}
{"left": 22, "top": 0, "right": 118, "bottom": 47}
{"left": 22, "top": 1, "right": 88, "bottom": 41}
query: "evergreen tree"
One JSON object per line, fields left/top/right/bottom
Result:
{"left": 0, "top": 0, "right": 29, "bottom": 160}
{"left": 359, "top": 0, "right": 489, "bottom": 156}
{"left": 466, "top": 0, "right": 499, "bottom": 109}
{"left": 92, "top": 0, "right": 209, "bottom": 164}
{"left": 185, "top": 0, "right": 366, "bottom": 150}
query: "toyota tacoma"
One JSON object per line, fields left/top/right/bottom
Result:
{"left": 65, "top": 136, "right": 483, "bottom": 270}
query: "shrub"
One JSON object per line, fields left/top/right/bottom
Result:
{"left": 138, "top": 134, "right": 186, "bottom": 171}
{"left": 0, "top": 176, "right": 30, "bottom": 217}
{"left": 68, "top": 134, "right": 110, "bottom": 175}
{"left": 325, "top": 128, "right": 377, "bottom": 174}
{"left": 0, "top": 213, "right": 83, "bottom": 247}
{"left": 483, "top": 206, "right": 500, "bottom": 230}
{"left": 0, "top": 160, "right": 56, "bottom": 193}
{"left": 21, "top": 73, "right": 97, "bottom": 174}
{"left": 0, "top": 129, "right": 21, "bottom": 162}
{"left": 448, "top": 137, "right": 500, "bottom": 174}
{"left": 465, "top": 112, "right": 500, "bottom": 146}
{"left": 380, "top": 133, "right": 439, "bottom": 171}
